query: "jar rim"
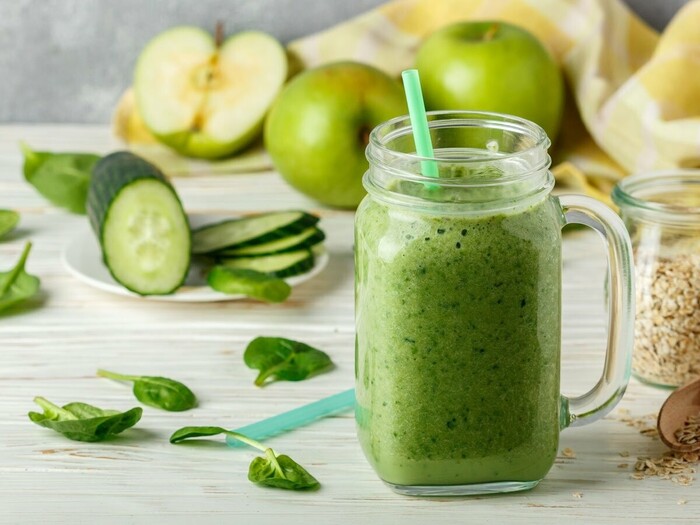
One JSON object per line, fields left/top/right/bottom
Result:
{"left": 364, "top": 110, "right": 554, "bottom": 212}
{"left": 367, "top": 110, "right": 551, "bottom": 169}
{"left": 612, "top": 171, "right": 700, "bottom": 224}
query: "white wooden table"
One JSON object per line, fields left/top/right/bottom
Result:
{"left": 0, "top": 126, "right": 695, "bottom": 524}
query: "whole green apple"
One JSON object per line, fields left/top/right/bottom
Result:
{"left": 264, "top": 62, "right": 407, "bottom": 208}
{"left": 416, "top": 22, "right": 564, "bottom": 141}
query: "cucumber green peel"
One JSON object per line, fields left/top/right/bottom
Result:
{"left": 170, "top": 426, "right": 320, "bottom": 491}
{"left": 87, "top": 152, "right": 191, "bottom": 296}
{"left": 218, "top": 249, "right": 314, "bottom": 278}
{"left": 192, "top": 211, "right": 319, "bottom": 254}
{"left": 216, "top": 227, "right": 325, "bottom": 256}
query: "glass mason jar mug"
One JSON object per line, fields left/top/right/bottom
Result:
{"left": 354, "top": 111, "right": 635, "bottom": 496}
{"left": 612, "top": 171, "right": 700, "bottom": 388}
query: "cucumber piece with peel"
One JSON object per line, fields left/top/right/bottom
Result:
{"left": 218, "top": 249, "right": 314, "bottom": 278}
{"left": 87, "top": 152, "right": 191, "bottom": 295}
{"left": 215, "top": 227, "right": 325, "bottom": 256}
{"left": 192, "top": 211, "right": 319, "bottom": 254}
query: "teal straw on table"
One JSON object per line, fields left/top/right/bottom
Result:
{"left": 226, "top": 388, "right": 356, "bottom": 448}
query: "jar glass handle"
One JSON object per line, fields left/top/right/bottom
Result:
{"left": 558, "top": 194, "right": 635, "bottom": 429}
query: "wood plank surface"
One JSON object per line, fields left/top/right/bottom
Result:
{"left": 0, "top": 125, "right": 696, "bottom": 524}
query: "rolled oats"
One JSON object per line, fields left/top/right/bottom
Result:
{"left": 612, "top": 410, "right": 699, "bottom": 484}
{"left": 632, "top": 451, "right": 698, "bottom": 484}
{"left": 675, "top": 412, "right": 700, "bottom": 446}
{"left": 632, "top": 248, "right": 700, "bottom": 386}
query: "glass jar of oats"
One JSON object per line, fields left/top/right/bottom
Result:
{"left": 612, "top": 171, "right": 700, "bottom": 388}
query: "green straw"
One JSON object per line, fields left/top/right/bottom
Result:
{"left": 401, "top": 69, "right": 439, "bottom": 179}
{"left": 225, "top": 388, "right": 355, "bottom": 448}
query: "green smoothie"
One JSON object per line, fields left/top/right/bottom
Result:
{"left": 355, "top": 190, "right": 562, "bottom": 487}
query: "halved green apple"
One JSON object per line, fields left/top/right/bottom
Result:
{"left": 134, "top": 27, "right": 287, "bottom": 159}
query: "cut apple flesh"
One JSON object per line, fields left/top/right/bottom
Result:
{"left": 134, "top": 27, "right": 287, "bottom": 159}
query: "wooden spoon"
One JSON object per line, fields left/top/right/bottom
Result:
{"left": 658, "top": 377, "right": 700, "bottom": 452}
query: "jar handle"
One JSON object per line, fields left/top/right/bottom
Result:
{"left": 558, "top": 194, "right": 635, "bottom": 429}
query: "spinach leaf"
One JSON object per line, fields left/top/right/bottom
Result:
{"left": 97, "top": 369, "right": 197, "bottom": 412}
{"left": 207, "top": 267, "right": 291, "bottom": 303}
{"left": 0, "top": 242, "right": 40, "bottom": 313}
{"left": 170, "top": 425, "right": 320, "bottom": 491}
{"left": 248, "top": 449, "right": 320, "bottom": 491}
{"left": 170, "top": 426, "right": 229, "bottom": 443}
{"left": 28, "top": 396, "right": 142, "bottom": 442}
{"left": 0, "top": 210, "right": 19, "bottom": 240}
{"left": 244, "top": 336, "right": 333, "bottom": 386}
{"left": 21, "top": 142, "right": 101, "bottom": 214}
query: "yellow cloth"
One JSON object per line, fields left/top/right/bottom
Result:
{"left": 115, "top": 0, "right": 700, "bottom": 205}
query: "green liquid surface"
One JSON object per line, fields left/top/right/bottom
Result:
{"left": 355, "top": 193, "right": 563, "bottom": 487}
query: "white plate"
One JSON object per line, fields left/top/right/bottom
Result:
{"left": 62, "top": 215, "right": 329, "bottom": 303}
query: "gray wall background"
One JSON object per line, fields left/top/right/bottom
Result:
{"left": 0, "top": 0, "right": 688, "bottom": 123}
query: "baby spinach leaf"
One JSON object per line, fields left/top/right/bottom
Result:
{"left": 0, "top": 242, "right": 40, "bottom": 314}
{"left": 170, "top": 425, "right": 320, "bottom": 491}
{"left": 0, "top": 210, "right": 19, "bottom": 240}
{"left": 249, "top": 449, "right": 320, "bottom": 491}
{"left": 207, "top": 267, "right": 291, "bottom": 303}
{"left": 97, "top": 369, "right": 197, "bottom": 412}
{"left": 28, "top": 396, "right": 142, "bottom": 442}
{"left": 244, "top": 336, "right": 333, "bottom": 387}
{"left": 21, "top": 142, "right": 101, "bottom": 214}
{"left": 170, "top": 426, "right": 229, "bottom": 443}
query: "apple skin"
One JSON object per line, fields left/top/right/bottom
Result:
{"left": 416, "top": 22, "right": 564, "bottom": 141}
{"left": 264, "top": 62, "right": 407, "bottom": 208}
{"left": 156, "top": 125, "right": 261, "bottom": 160}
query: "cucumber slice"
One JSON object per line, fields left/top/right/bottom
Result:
{"left": 192, "top": 211, "right": 319, "bottom": 254}
{"left": 207, "top": 267, "right": 291, "bottom": 303}
{"left": 87, "top": 152, "right": 191, "bottom": 295}
{"left": 215, "top": 227, "right": 325, "bottom": 256}
{"left": 218, "top": 249, "right": 314, "bottom": 278}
